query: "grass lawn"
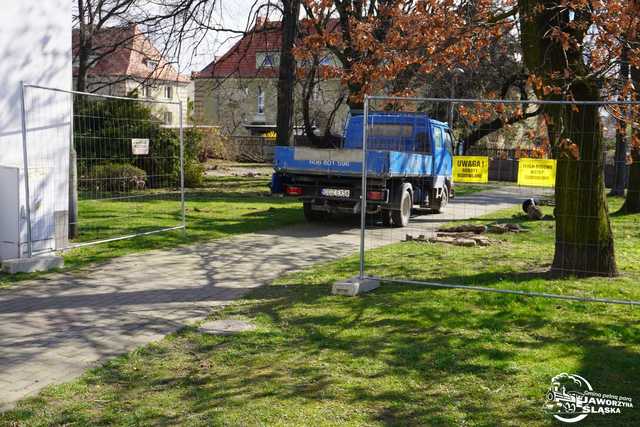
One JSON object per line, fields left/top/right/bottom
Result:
{"left": 453, "top": 182, "right": 497, "bottom": 197}
{"left": 0, "top": 177, "right": 491, "bottom": 288}
{"left": 3, "top": 198, "right": 638, "bottom": 426}
{"left": 0, "top": 175, "right": 303, "bottom": 287}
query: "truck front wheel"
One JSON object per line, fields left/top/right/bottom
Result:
{"left": 392, "top": 190, "right": 412, "bottom": 227}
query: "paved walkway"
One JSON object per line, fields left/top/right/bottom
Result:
{"left": 0, "top": 187, "right": 542, "bottom": 410}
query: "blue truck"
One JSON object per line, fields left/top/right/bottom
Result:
{"left": 271, "top": 112, "right": 454, "bottom": 227}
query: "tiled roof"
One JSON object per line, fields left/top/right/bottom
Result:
{"left": 73, "top": 24, "right": 189, "bottom": 83}
{"left": 196, "top": 18, "right": 340, "bottom": 79}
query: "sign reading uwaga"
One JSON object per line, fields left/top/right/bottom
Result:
{"left": 518, "top": 159, "right": 557, "bottom": 187}
{"left": 453, "top": 156, "right": 489, "bottom": 183}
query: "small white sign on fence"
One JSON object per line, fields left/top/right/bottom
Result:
{"left": 131, "top": 138, "right": 149, "bottom": 155}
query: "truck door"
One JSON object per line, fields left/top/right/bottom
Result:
{"left": 442, "top": 129, "right": 454, "bottom": 177}
{"left": 432, "top": 126, "right": 453, "bottom": 178}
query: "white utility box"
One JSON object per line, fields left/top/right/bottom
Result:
{"left": 0, "top": 165, "right": 67, "bottom": 260}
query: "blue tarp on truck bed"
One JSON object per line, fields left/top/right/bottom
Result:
{"left": 273, "top": 146, "right": 433, "bottom": 178}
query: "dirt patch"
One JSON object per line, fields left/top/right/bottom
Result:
{"left": 205, "top": 160, "right": 273, "bottom": 178}
{"left": 405, "top": 223, "right": 527, "bottom": 247}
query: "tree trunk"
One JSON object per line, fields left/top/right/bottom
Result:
{"left": 621, "top": 65, "right": 640, "bottom": 212}
{"left": 621, "top": 147, "right": 640, "bottom": 213}
{"left": 609, "top": 126, "right": 628, "bottom": 196}
{"left": 518, "top": 0, "right": 617, "bottom": 276}
{"left": 75, "top": 0, "right": 93, "bottom": 93}
{"left": 610, "top": 47, "right": 629, "bottom": 196}
{"left": 551, "top": 81, "right": 618, "bottom": 277}
{"left": 275, "top": 0, "right": 300, "bottom": 146}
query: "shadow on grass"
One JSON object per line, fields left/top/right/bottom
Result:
{"left": 3, "top": 256, "right": 638, "bottom": 426}
{"left": 220, "top": 281, "right": 640, "bottom": 425}
{"left": 48, "top": 278, "right": 636, "bottom": 426}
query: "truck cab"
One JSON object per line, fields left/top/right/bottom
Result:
{"left": 271, "top": 111, "right": 454, "bottom": 227}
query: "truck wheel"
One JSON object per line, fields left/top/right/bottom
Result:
{"left": 431, "top": 187, "right": 449, "bottom": 214}
{"left": 392, "top": 190, "right": 412, "bottom": 227}
{"left": 303, "top": 203, "right": 324, "bottom": 222}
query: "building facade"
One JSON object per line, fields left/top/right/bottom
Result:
{"left": 193, "top": 19, "right": 349, "bottom": 138}
{"left": 72, "top": 24, "right": 192, "bottom": 127}
{"left": 0, "top": 0, "right": 72, "bottom": 259}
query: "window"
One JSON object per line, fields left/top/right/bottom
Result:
{"left": 164, "top": 86, "right": 173, "bottom": 99}
{"left": 257, "top": 87, "right": 265, "bottom": 114}
{"left": 256, "top": 51, "right": 280, "bottom": 69}
{"left": 319, "top": 54, "right": 335, "bottom": 66}
{"left": 433, "top": 128, "right": 443, "bottom": 150}
{"left": 369, "top": 124, "right": 413, "bottom": 138}
{"left": 443, "top": 131, "right": 453, "bottom": 154}
{"left": 164, "top": 111, "right": 173, "bottom": 125}
{"left": 146, "top": 59, "right": 158, "bottom": 70}
{"left": 143, "top": 86, "right": 152, "bottom": 98}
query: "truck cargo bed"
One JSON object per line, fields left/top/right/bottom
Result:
{"left": 273, "top": 146, "right": 433, "bottom": 178}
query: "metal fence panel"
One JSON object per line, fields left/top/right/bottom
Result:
{"left": 21, "top": 84, "right": 185, "bottom": 254}
{"left": 359, "top": 95, "right": 639, "bottom": 305}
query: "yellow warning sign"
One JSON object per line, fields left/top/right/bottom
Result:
{"left": 517, "top": 158, "right": 557, "bottom": 187}
{"left": 453, "top": 156, "right": 489, "bottom": 183}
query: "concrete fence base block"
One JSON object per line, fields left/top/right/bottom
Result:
{"left": 198, "top": 319, "right": 256, "bottom": 335}
{"left": 1, "top": 256, "right": 64, "bottom": 274}
{"left": 332, "top": 277, "right": 381, "bottom": 296}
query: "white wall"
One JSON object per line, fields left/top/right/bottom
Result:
{"left": 0, "top": 0, "right": 72, "bottom": 259}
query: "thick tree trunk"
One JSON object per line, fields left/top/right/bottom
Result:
{"left": 551, "top": 81, "right": 618, "bottom": 277}
{"left": 519, "top": 0, "right": 617, "bottom": 276}
{"left": 621, "top": 147, "right": 640, "bottom": 213}
{"left": 275, "top": 0, "right": 300, "bottom": 147}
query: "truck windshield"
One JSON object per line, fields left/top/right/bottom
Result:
{"left": 368, "top": 124, "right": 413, "bottom": 138}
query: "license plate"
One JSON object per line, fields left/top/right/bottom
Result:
{"left": 321, "top": 188, "right": 350, "bottom": 198}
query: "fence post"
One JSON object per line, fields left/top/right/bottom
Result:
{"left": 359, "top": 95, "right": 369, "bottom": 281}
{"left": 19, "top": 81, "right": 33, "bottom": 258}
{"left": 68, "top": 91, "right": 79, "bottom": 240}
{"left": 179, "top": 101, "right": 186, "bottom": 232}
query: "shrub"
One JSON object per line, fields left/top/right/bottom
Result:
{"left": 196, "top": 127, "right": 232, "bottom": 160}
{"left": 184, "top": 160, "right": 205, "bottom": 187}
{"left": 74, "top": 98, "right": 205, "bottom": 189}
{"left": 89, "top": 163, "right": 147, "bottom": 192}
